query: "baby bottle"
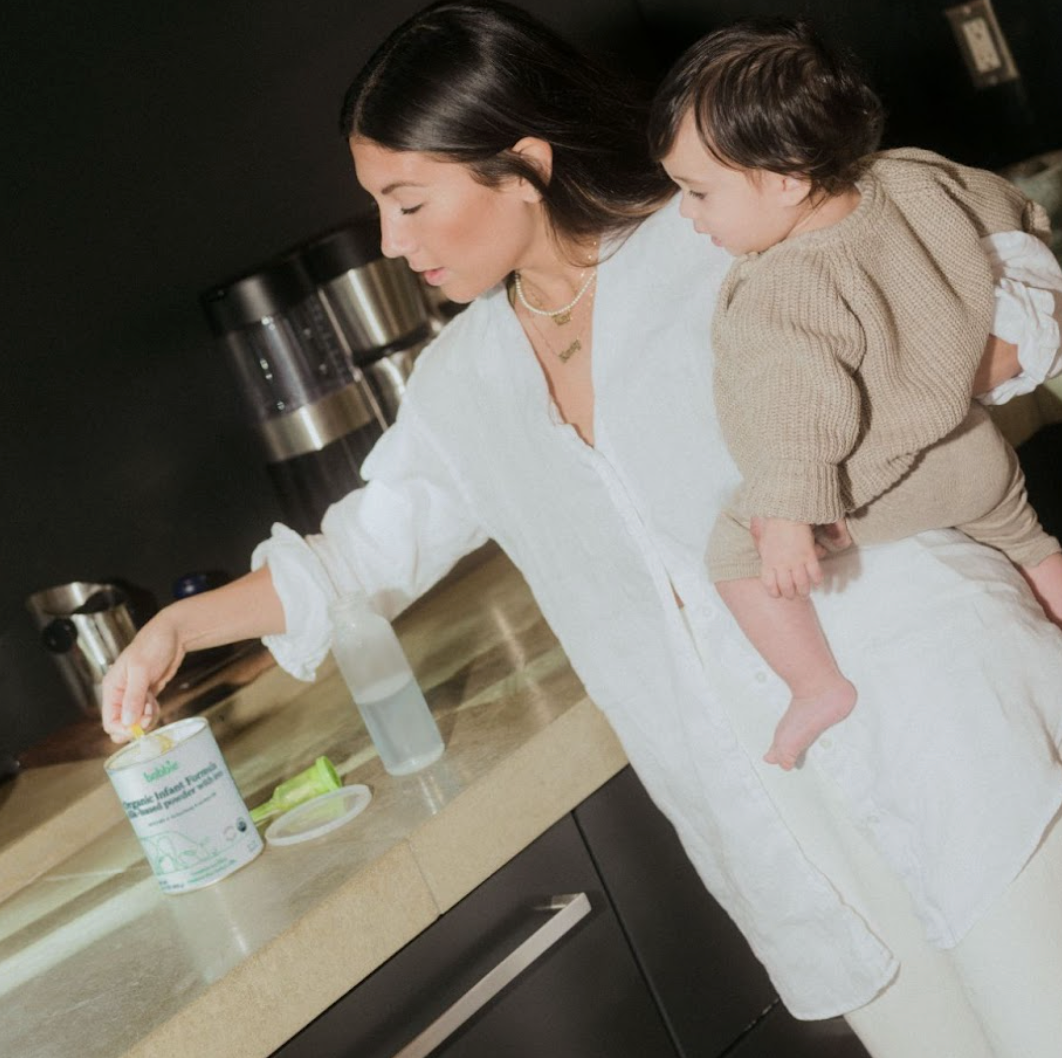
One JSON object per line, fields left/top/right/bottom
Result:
{"left": 329, "top": 593, "right": 445, "bottom": 776}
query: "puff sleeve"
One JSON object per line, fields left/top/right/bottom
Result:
{"left": 251, "top": 399, "right": 489, "bottom": 680}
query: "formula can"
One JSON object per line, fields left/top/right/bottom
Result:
{"left": 105, "top": 717, "right": 263, "bottom": 894}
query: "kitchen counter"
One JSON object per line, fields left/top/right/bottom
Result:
{"left": 0, "top": 545, "right": 627, "bottom": 1058}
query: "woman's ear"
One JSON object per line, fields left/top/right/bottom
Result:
{"left": 509, "top": 137, "right": 553, "bottom": 200}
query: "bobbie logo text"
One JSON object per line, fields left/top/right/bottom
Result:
{"left": 143, "top": 760, "right": 179, "bottom": 782}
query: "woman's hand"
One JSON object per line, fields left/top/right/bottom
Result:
{"left": 752, "top": 516, "right": 823, "bottom": 599}
{"left": 101, "top": 612, "right": 186, "bottom": 742}
{"left": 98, "top": 566, "right": 286, "bottom": 742}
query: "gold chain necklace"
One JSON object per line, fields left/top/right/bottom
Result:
{"left": 524, "top": 287, "right": 595, "bottom": 362}
{"left": 513, "top": 268, "right": 597, "bottom": 326}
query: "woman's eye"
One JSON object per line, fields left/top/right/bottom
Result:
{"left": 400, "top": 204, "right": 423, "bottom": 216}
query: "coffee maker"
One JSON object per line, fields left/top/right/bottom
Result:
{"left": 298, "top": 215, "right": 446, "bottom": 423}
{"left": 202, "top": 257, "right": 386, "bottom": 535}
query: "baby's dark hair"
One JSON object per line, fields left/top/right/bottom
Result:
{"left": 649, "top": 18, "right": 885, "bottom": 195}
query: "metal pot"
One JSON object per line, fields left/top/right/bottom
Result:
{"left": 25, "top": 582, "right": 138, "bottom": 715}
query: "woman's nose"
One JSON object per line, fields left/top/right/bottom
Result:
{"left": 379, "top": 215, "right": 413, "bottom": 259}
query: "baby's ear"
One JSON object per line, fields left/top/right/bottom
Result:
{"left": 774, "top": 171, "right": 815, "bottom": 205}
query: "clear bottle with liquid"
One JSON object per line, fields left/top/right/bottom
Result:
{"left": 329, "top": 593, "right": 445, "bottom": 775}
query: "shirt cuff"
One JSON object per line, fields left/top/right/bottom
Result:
{"left": 979, "top": 231, "right": 1062, "bottom": 406}
{"left": 250, "top": 523, "right": 345, "bottom": 681}
{"left": 741, "top": 460, "right": 846, "bottom": 524}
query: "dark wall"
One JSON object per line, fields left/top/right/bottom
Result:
{"left": 636, "top": 0, "right": 1062, "bottom": 169}
{"left": 0, "top": 0, "right": 649, "bottom": 756}
{"left": 2, "top": 0, "right": 1058, "bottom": 757}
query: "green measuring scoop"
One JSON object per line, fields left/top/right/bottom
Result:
{"left": 250, "top": 756, "right": 342, "bottom": 824}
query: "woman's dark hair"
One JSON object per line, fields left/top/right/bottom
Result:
{"left": 341, "top": 0, "right": 672, "bottom": 246}
{"left": 648, "top": 18, "right": 885, "bottom": 195}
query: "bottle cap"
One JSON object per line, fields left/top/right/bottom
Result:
{"left": 250, "top": 756, "right": 342, "bottom": 824}
{"left": 328, "top": 591, "right": 375, "bottom": 622}
{"left": 264, "top": 784, "right": 372, "bottom": 846}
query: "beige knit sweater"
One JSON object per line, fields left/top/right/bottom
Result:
{"left": 713, "top": 147, "right": 1050, "bottom": 523}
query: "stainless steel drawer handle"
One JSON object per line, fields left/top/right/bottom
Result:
{"left": 391, "top": 892, "right": 592, "bottom": 1058}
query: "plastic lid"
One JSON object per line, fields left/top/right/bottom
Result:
{"left": 264, "top": 784, "right": 372, "bottom": 846}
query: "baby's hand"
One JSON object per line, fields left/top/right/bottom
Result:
{"left": 751, "top": 517, "right": 823, "bottom": 599}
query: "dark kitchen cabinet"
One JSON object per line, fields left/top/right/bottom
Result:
{"left": 274, "top": 767, "right": 870, "bottom": 1058}
{"left": 573, "top": 766, "right": 776, "bottom": 1053}
{"left": 273, "top": 808, "right": 678, "bottom": 1058}
{"left": 727, "top": 1003, "right": 873, "bottom": 1057}
{"left": 573, "top": 768, "right": 870, "bottom": 1058}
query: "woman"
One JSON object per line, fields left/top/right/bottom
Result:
{"left": 103, "top": 3, "right": 1062, "bottom": 1055}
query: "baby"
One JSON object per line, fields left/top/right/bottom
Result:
{"left": 649, "top": 18, "right": 1062, "bottom": 768}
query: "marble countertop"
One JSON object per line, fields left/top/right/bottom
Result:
{"left": 0, "top": 546, "right": 627, "bottom": 1058}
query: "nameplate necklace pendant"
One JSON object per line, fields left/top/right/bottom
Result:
{"left": 558, "top": 338, "right": 581, "bottom": 362}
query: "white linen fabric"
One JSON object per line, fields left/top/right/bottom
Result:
{"left": 980, "top": 230, "right": 1062, "bottom": 404}
{"left": 253, "top": 197, "right": 1062, "bottom": 1019}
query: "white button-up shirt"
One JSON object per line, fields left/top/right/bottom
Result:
{"left": 254, "top": 198, "right": 1062, "bottom": 1018}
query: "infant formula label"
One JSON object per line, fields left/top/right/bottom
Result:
{"left": 105, "top": 717, "right": 263, "bottom": 894}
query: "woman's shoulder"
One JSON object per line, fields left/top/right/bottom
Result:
{"left": 405, "top": 291, "right": 502, "bottom": 383}
{"left": 622, "top": 193, "right": 704, "bottom": 254}
{"left": 611, "top": 194, "right": 732, "bottom": 291}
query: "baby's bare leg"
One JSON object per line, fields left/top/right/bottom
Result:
{"left": 717, "top": 578, "right": 856, "bottom": 769}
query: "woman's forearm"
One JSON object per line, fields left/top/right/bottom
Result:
{"left": 164, "top": 565, "right": 286, "bottom": 651}
{"left": 973, "top": 334, "right": 1020, "bottom": 397}
{"left": 103, "top": 565, "right": 287, "bottom": 737}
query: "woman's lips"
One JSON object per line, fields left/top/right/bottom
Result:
{"left": 421, "top": 267, "right": 446, "bottom": 286}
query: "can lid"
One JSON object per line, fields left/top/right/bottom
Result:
{"left": 264, "top": 784, "right": 372, "bottom": 846}
{"left": 104, "top": 717, "right": 205, "bottom": 771}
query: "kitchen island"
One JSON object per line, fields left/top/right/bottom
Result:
{"left": 0, "top": 543, "right": 873, "bottom": 1058}
{"left": 0, "top": 545, "right": 629, "bottom": 1058}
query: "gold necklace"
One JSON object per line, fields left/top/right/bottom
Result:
{"left": 513, "top": 269, "right": 597, "bottom": 326}
{"left": 525, "top": 287, "right": 595, "bottom": 362}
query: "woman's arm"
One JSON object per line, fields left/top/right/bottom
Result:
{"left": 973, "top": 334, "right": 1021, "bottom": 396}
{"left": 977, "top": 231, "right": 1062, "bottom": 404}
{"left": 102, "top": 329, "right": 490, "bottom": 741}
{"left": 101, "top": 566, "right": 284, "bottom": 740}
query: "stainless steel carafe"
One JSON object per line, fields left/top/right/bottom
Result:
{"left": 202, "top": 256, "right": 384, "bottom": 461}
{"left": 299, "top": 216, "right": 438, "bottom": 422}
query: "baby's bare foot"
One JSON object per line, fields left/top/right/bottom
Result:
{"left": 764, "top": 680, "right": 857, "bottom": 770}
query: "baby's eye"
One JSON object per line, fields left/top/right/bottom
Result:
{"left": 686, "top": 189, "right": 706, "bottom": 201}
